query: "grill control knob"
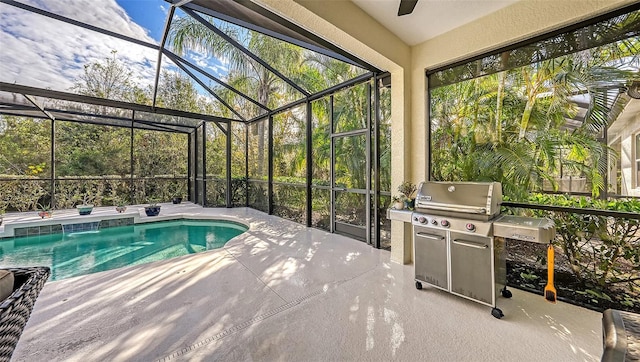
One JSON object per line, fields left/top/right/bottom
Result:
{"left": 431, "top": 219, "right": 438, "bottom": 225}
{"left": 440, "top": 220, "right": 450, "bottom": 228}
{"left": 466, "top": 223, "right": 476, "bottom": 232}
{"left": 418, "top": 216, "right": 427, "bottom": 224}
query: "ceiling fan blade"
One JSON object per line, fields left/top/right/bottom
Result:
{"left": 398, "top": 0, "right": 418, "bottom": 16}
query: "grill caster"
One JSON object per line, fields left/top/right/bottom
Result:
{"left": 415, "top": 281, "right": 422, "bottom": 290}
{"left": 491, "top": 308, "right": 504, "bottom": 319}
{"left": 501, "top": 287, "right": 512, "bottom": 298}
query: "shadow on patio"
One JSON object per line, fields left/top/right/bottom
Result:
{"left": 10, "top": 207, "right": 601, "bottom": 362}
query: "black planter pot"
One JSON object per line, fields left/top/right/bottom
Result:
{"left": 144, "top": 206, "right": 161, "bottom": 216}
{"left": 172, "top": 197, "right": 182, "bottom": 204}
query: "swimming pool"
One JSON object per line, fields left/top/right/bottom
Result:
{"left": 0, "top": 219, "right": 248, "bottom": 281}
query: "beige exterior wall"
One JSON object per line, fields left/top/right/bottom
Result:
{"left": 620, "top": 127, "right": 640, "bottom": 198}
{"left": 253, "top": 0, "right": 637, "bottom": 264}
{"left": 611, "top": 103, "right": 640, "bottom": 197}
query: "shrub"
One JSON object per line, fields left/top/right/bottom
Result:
{"left": 521, "top": 194, "right": 640, "bottom": 297}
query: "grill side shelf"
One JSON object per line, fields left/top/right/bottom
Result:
{"left": 493, "top": 215, "right": 555, "bottom": 244}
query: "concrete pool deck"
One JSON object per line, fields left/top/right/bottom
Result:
{"left": 8, "top": 205, "right": 602, "bottom": 361}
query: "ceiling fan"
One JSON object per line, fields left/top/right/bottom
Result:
{"left": 398, "top": 0, "right": 419, "bottom": 16}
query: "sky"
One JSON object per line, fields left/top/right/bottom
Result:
{"left": 0, "top": 0, "right": 227, "bottom": 100}
{"left": 116, "top": 0, "right": 168, "bottom": 41}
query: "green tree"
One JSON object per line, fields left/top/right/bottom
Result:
{"left": 0, "top": 116, "right": 51, "bottom": 177}
{"left": 430, "top": 38, "right": 638, "bottom": 200}
{"left": 71, "top": 50, "right": 147, "bottom": 104}
{"left": 156, "top": 70, "right": 200, "bottom": 112}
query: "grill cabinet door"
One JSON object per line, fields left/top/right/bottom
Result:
{"left": 413, "top": 226, "right": 448, "bottom": 290}
{"left": 449, "top": 232, "right": 493, "bottom": 305}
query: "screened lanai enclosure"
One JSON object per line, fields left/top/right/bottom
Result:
{"left": 0, "top": 0, "right": 392, "bottom": 248}
{"left": 427, "top": 6, "right": 640, "bottom": 200}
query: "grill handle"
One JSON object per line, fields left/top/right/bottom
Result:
{"left": 416, "top": 232, "right": 445, "bottom": 241}
{"left": 452, "top": 239, "right": 488, "bottom": 249}
{"left": 415, "top": 202, "right": 487, "bottom": 215}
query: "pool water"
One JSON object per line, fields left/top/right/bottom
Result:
{"left": 0, "top": 219, "right": 248, "bottom": 281}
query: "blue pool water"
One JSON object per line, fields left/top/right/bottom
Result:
{"left": 0, "top": 219, "right": 248, "bottom": 281}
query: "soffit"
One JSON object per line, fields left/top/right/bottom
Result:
{"left": 351, "top": 0, "right": 520, "bottom": 46}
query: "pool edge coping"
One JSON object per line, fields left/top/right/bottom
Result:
{"left": 0, "top": 207, "right": 253, "bottom": 239}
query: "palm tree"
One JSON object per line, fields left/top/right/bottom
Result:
{"left": 169, "top": 15, "right": 305, "bottom": 178}
{"left": 430, "top": 38, "right": 638, "bottom": 199}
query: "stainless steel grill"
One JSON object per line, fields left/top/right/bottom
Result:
{"left": 415, "top": 181, "right": 502, "bottom": 221}
{"left": 412, "top": 181, "right": 554, "bottom": 319}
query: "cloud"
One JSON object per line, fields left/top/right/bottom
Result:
{"left": 0, "top": 0, "right": 159, "bottom": 92}
{"left": 190, "top": 52, "right": 227, "bottom": 78}
{"left": 0, "top": 0, "right": 238, "bottom": 115}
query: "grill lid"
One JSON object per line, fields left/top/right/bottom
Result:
{"left": 415, "top": 181, "right": 502, "bottom": 220}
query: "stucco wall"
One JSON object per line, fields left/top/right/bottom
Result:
{"left": 619, "top": 113, "right": 640, "bottom": 197}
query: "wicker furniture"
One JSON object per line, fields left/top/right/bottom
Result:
{"left": 602, "top": 308, "right": 640, "bottom": 362}
{"left": 0, "top": 267, "right": 50, "bottom": 362}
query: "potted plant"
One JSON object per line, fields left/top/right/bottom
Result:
{"left": 144, "top": 200, "right": 161, "bottom": 217}
{"left": 37, "top": 203, "right": 53, "bottom": 219}
{"left": 391, "top": 196, "right": 405, "bottom": 210}
{"left": 75, "top": 194, "right": 94, "bottom": 216}
{"left": 398, "top": 181, "right": 417, "bottom": 210}
{"left": 115, "top": 198, "right": 127, "bottom": 213}
{"left": 171, "top": 183, "right": 185, "bottom": 204}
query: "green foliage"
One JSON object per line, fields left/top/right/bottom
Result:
{"left": 55, "top": 122, "right": 130, "bottom": 177}
{"left": 134, "top": 179, "right": 188, "bottom": 205}
{"left": 231, "top": 177, "right": 247, "bottom": 207}
{"left": 0, "top": 116, "right": 51, "bottom": 177}
{"left": 206, "top": 179, "right": 227, "bottom": 207}
{"left": 518, "top": 194, "right": 640, "bottom": 294}
{"left": 156, "top": 70, "right": 201, "bottom": 112}
{"left": 71, "top": 50, "right": 146, "bottom": 103}
{"left": 0, "top": 178, "right": 49, "bottom": 211}
{"left": 378, "top": 85, "right": 392, "bottom": 193}
{"left": 37, "top": 202, "right": 51, "bottom": 212}
{"left": 206, "top": 123, "right": 227, "bottom": 178}
{"left": 248, "top": 181, "right": 268, "bottom": 213}
{"left": 273, "top": 183, "right": 306, "bottom": 223}
{"left": 134, "top": 130, "right": 188, "bottom": 178}
{"left": 169, "top": 14, "right": 374, "bottom": 213}
{"left": 55, "top": 179, "right": 109, "bottom": 208}
{"left": 430, "top": 38, "right": 638, "bottom": 200}
{"left": 273, "top": 108, "right": 306, "bottom": 179}
{"left": 520, "top": 272, "right": 539, "bottom": 282}
{"left": 114, "top": 196, "right": 127, "bottom": 207}
{"left": 397, "top": 181, "right": 417, "bottom": 200}
{"left": 0, "top": 17, "right": 382, "bottom": 230}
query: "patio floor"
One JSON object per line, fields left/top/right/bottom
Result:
{"left": 7, "top": 205, "right": 602, "bottom": 361}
